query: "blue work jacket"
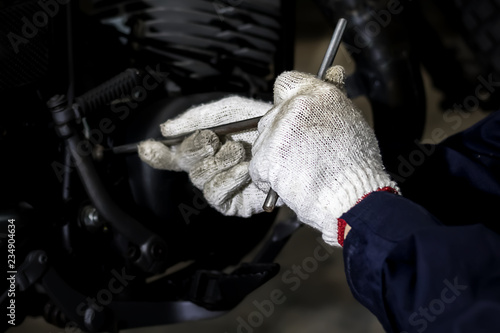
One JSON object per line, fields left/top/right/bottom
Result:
{"left": 341, "top": 110, "right": 500, "bottom": 332}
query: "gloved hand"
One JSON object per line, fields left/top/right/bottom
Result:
{"left": 249, "top": 66, "right": 399, "bottom": 246}
{"left": 138, "top": 96, "right": 282, "bottom": 217}
{"left": 138, "top": 66, "right": 399, "bottom": 247}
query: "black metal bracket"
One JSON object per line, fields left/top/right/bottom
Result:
{"left": 15, "top": 250, "right": 49, "bottom": 292}
{"left": 47, "top": 70, "right": 168, "bottom": 274}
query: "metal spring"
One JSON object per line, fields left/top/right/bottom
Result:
{"left": 75, "top": 68, "right": 142, "bottom": 115}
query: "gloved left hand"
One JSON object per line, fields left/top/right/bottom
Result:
{"left": 138, "top": 96, "right": 281, "bottom": 217}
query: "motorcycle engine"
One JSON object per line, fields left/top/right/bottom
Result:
{"left": 0, "top": 0, "right": 295, "bottom": 331}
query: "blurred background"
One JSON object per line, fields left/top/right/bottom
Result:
{"left": 5, "top": 0, "right": 493, "bottom": 332}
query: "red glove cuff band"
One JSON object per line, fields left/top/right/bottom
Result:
{"left": 337, "top": 187, "right": 399, "bottom": 247}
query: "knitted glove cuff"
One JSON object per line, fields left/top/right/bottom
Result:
{"left": 333, "top": 186, "right": 400, "bottom": 247}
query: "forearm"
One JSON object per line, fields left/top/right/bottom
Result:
{"left": 341, "top": 191, "right": 500, "bottom": 332}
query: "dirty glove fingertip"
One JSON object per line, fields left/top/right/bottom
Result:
{"left": 138, "top": 139, "right": 181, "bottom": 171}
{"left": 325, "top": 65, "right": 346, "bottom": 90}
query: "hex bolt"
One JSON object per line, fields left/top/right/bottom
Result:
{"left": 80, "top": 205, "right": 103, "bottom": 232}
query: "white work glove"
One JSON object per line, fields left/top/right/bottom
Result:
{"left": 249, "top": 66, "right": 399, "bottom": 247}
{"left": 137, "top": 96, "right": 282, "bottom": 217}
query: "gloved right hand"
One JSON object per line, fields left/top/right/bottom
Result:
{"left": 249, "top": 66, "right": 399, "bottom": 247}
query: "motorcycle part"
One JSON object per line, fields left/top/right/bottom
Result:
{"left": 1, "top": 1, "right": 297, "bottom": 331}
{"left": 49, "top": 93, "right": 168, "bottom": 274}
{"left": 84, "top": 0, "right": 294, "bottom": 96}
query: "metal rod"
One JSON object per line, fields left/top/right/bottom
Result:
{"left": 262, "top": 18, "right": 347, "bottom": 213}
{"left": 112, "top": 116, "right": 261, "bottom": 154}
{"left": 317, "top": 18, "right": 347, "bottom": 79}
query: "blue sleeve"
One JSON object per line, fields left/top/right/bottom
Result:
{"left": 391, "top": 110, "right": 500, "bottom": 233}
{"left": 342, "top": 192, "right": 500, "bottom": 333}
{"left": 341, "top": 111, "right": 500, "bottom": 332}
